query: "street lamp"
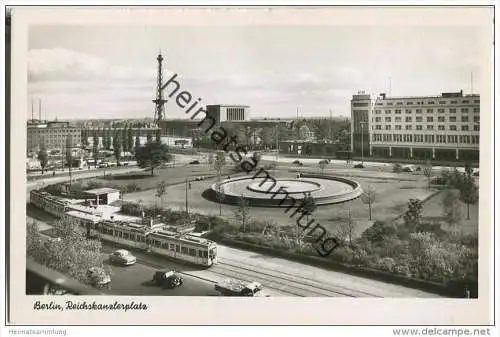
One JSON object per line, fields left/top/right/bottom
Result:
{"left": 360, "top": 121, "right": 368, "bottom": 165}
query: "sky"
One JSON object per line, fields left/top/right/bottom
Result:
{"left": 28, "top": 24, "right": 485, "bottom": 120}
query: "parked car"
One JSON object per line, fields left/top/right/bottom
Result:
{"left": 353, "top": 163, "right": 364, "bottom": 169}
{"left": 402, "top": 165, "right": 415, "bottom": 172}
{"left": 109, "top": 249, "right": 136, "bottom": 266}
{"left": 87, "top": 267, "right": 111, "bottom": 288}
{"left": 189, "top": 160, "right": 200, "bottom": 165}
{"left": 152, "top": 270, "right": 184, "bottom": 289}
{"left": 98, "top": 162, "right": 108, "bottom": 168}
{"left": 292, "top": 160, "right": 303, "bottom": 166}
{"left": 319, "top": 159, "right": 329, "bottom": 164}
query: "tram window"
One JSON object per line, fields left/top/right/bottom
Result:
{"left": 176, "top": 245, "right": 180, "bottom": 253}
{"left": 170, "top": 244, "right": 175, "bottom": 251}
{"left": 123, "top": 232, "right": 129, "bottom": 240}
{"left": 181, "top": 247, "right": 188, "bottom": 255}
{"left": 198, "top": 250, "right": 204, "bottom": 258}
{"left": 155, "top": 240, "right": 161, "bottom": 248}
{"left": 189, "top": 248, "right": 196, "bottom": 257}
{"left": 203, "top": 251, "right": 208, "bottom": 258}
{"left": 161, "top": 242, "right": 168, "bottom": 249}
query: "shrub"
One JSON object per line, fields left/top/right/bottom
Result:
{"left": 361, "top": 221, "right": 397, "bottom": 243}
{"left": 123, "top": 183, "right": 141, "bottom": 193}
{"left": 376, "top": 257, "right": 396, "bottom": 272}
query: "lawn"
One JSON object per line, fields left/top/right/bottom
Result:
{"left": 419, "top": 189, "right": 479, "bottom": 235}
{"left": 121, "top": 165, "right": 435, "bottom": 239}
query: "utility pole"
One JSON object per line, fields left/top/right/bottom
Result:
{"left": 275, "top": 124, "right": 279, "bottom": 166}
{"left": 185, "top": 178, "right": 189, "bottom": 216}
{"left": 360, "top": 121, "right": 368, "bottom": 165}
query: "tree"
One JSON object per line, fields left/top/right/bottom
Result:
{"left": 336, "top": 208, "right": 356, "bottom": 246}
{"left": 105, "top": 132, "right": 112, "bottom": 150}
{"left": 403, "top": 198, "right": 423, "bottom": 231}
{"left": 65, "top": 135, "right": 73, "bottom": 168}
{"left": 121, "top": 126, "right": 128, "bottom": 152}
{"left": 318, "top": 161, "right": 327, "bottom": 175}
{"left": 441, "top": 188, "right": 463, "bottom": 226}
{"left": 207, "top": 153, "right": 214, "bottom": 174}
{"left": 37, "top": 143, "right": 49, "bottom": 174}
{"left": 234, "top": 194, "right": 251, "bottom": 232}
{"left": 155, "top": 181, "right": 167, "bottom": 210}
{"left": 135, "top": 141, "right": 173, "bottom": 175}
{"left": 464, "top": 162, "right": 473, "bottom": 177}
{"left": 460, "top": 176, "right": 479, "bottom": 220}
{"left": 127, "top": 128, "right": 134, "bottom": 153}
{"left": 360, "top": 185, "right": 376, "bottom": 220}
{"left": 134, "top": 135, "right": 141, "bottom": 151}
{"left": 92, "top": 133, "right": 99, "bottom": 167}
{"left": 213, "top": 151, "right": 226, "bottom": 179}
{"left": 113, "top": 131, "right": 122, "bottom": 165}
{"left": 215, "top": 183, "right": 225, "bottom": 216}
{"left": 26, "top": 219, "right": 105, "bottom": 287}
{"left": 297, "top": 193, "right": 317, "bottom": 248}
{"left": 423, "top": 160, "right": 433, "bottom": 190}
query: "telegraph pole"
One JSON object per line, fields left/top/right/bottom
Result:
{"left": 185, "top": 178, "right": 189, "bottom": 216}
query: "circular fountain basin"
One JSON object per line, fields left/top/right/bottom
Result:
{"left": 204, "top": 174, "right": 363, "bottom": 207}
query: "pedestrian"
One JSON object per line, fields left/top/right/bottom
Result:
{"left": 189, "top": 182, "right": 192, "bottom": 190}
{"left": 52, "top": 171, "right": 55, "bottom": 176}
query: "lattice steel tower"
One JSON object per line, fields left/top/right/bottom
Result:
{"left": 153, "top": 52, "right": 168, "bottom": 124}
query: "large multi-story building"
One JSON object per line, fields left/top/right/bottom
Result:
{"left": 206, "top": 105, "right": 250, "bottom": 123}
{"left": 27, "top": 121, "right": 82, "bottom": 154}
{"left": 351, "top": 90, "right": 480, "bottom": 163}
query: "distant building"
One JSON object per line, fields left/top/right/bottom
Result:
{"left": 206, "top": 105, "right": 250, "bottom": 123}
{"left": 27, "top": 121, "right": 82, "bottom": 154}
{"left": 351, "top": 90, "right": 480, "bottom": 162}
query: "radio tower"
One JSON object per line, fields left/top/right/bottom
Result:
{"left": 153, "top": 52, "right": 168, "bottom": 125}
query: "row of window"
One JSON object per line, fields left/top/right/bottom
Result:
{"left": 375, "top": 99, "right": 480, "bottom": 106}
{"left": 374, "top": 116, "right": 479, "bottom": 123}
{"left": 374, "top": 124, "right": 480, "bottom": 131}
{"left": 372, "top": 133, "right": 480, "bottom": 145}
{"left": 29, "top": 129, "right": 80, "bottom": 134}
{"left": 387, "top": 125, "right": 476, "bottom": 131}
{"left": 374, "top": 107, "right": 479, "bottom": 114}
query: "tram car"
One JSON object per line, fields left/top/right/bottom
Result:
{"left": 31, "top": 190, "right": 219, "bottom": 267}
{"left": 30, "top": 190, "right": 69, "bottom": 217}
{"left": 86, "top": 218, "right": 218, "bottom": 267}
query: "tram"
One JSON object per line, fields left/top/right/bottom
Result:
{"left": 32, "top": 190, "right": 219, "bottom": 267}
{"left": 63, "top": 210, "right": 218, "bottom": 267}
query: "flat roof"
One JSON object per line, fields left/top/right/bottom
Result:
{"left": 84, "top": 187, "right": 120, "bottom": 195}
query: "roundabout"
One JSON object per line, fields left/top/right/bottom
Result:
{"left": 203, "top": 174, "right": 364, "bottom": 207}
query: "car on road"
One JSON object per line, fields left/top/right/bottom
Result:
{"left": 152, "top": 270, "right": 184, "bottom": 289}
{"left": 98, "top": 162, "right": 109, "bottom": 168}
{"left": 87, "top": 267, "right": 111, "bottom": 288}
{"left": 402, "top": 165, "right": 415, "bottom": 172}
{"left": 189, "top": 160, "right": 200, "bottom": 165}
{"left": 109, "top": 249, "right": 136, "bottom": 266}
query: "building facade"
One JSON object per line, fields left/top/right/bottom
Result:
{"left": 27, "top": 121, "right": 82, "bottom": 154}
{"left": 206, "top": 105, "right": 250, "bottom": 123}
{"left": 351, "top": 90, "right": 480, "bottom": 162}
